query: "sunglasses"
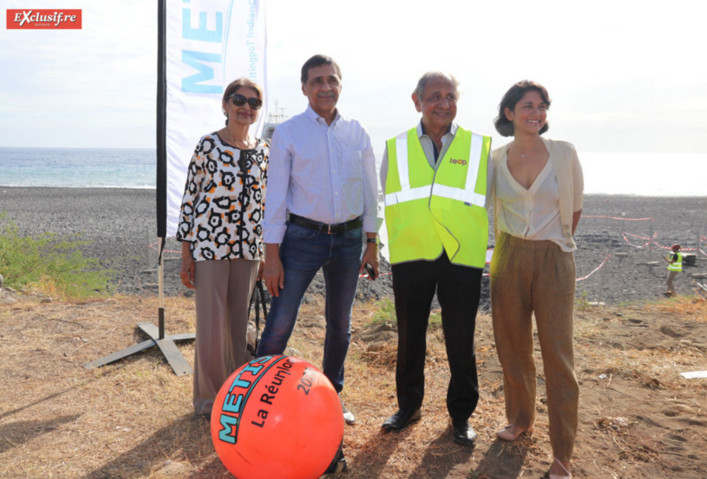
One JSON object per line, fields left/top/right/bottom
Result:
{"left": 230, "top": 94, "right": 262, "bottom": 110}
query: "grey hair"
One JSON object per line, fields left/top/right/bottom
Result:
{"left": 413, "top": 72, "right": 459, "bottom": 99}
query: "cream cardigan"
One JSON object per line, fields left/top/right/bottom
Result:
{"left": 491, "top": 137, "right": 584, "bottom": 251}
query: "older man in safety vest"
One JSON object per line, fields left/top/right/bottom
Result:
{"left": 379, "top": 72, "right": 492, "bottom": 446}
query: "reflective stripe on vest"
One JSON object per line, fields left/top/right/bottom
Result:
{"left": 668, "top": 252, "right": 682, "bottom": 272}
{"left": 384, "top": 127, "right": 489, "bottom": 267}
{"left": 385, "top": 131, "right": 486, "bottom": 208}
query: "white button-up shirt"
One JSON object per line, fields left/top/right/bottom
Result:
{"left": 263, "top": 105, "right": 379, "bottom": 244}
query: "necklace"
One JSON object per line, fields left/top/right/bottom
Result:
{"left": 516, "top": 138, "right": 541, "bottom": 158}
{"left": 221, "top": 129, "right": 253, "bottom": 149}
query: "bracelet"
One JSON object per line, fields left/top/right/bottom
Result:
{"left": 366, "top": 237, "right": 378, "bottom": 244}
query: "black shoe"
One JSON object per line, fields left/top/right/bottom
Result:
{"left": 382, "top": 408, "right": 421, "bottom": 432}
{"left": 452, "top": 420, "right": 477, "bottom": 446}
{"left": 322, "top": 448, "right": 347, "bottom": 475}
{"left": 195, "top": 411, "right": 211, "bottom": 421}
{"left": 322, "top": 457, "right": 347, "bottom": 475}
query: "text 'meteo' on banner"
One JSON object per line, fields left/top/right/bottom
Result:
{"left": 163, "top": 0, "right": 267, "bottom": 238}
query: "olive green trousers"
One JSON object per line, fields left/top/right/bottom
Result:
{"left": 490, "top": 232, "right": 579, "bottom": 462}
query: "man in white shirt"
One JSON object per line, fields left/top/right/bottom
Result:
{"left": 258, "top": 54, "right": 379, "bottom": 429}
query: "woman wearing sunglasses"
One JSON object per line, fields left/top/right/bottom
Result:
{"left": 176, "top": 78, "right": 269, "bottom": 418}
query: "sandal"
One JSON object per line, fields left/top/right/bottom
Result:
{"left": 495, "top": 424, "right": 534, "bottom": 441}
{"left": 549, "top": 457, "right": 571, "bottom": 479}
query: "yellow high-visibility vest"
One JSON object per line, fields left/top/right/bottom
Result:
{"left": 384, "top": 127, "right": 490, "bottom": 267}
{"left": 668, "top": 252, "right": 683, "bottom": 272}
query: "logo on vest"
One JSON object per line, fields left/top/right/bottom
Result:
{"left": 449, "top": 158, "right": 468, "bottom": 166}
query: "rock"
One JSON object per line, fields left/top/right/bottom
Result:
{"left": 0, "top": 289, "right": 18, "bottom": 304}
{"left": 596, "top": 416, "right": 630, "bottom": 431}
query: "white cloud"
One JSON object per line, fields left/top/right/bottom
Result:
{"left": 0, "top": 0, "right": 156, "bottom": 147}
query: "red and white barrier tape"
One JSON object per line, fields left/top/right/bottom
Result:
{"left": 148, "top": 240, "right": 181, "bottom": 254}
{"left": 652, "top": 241, "right": 699, "bottom": 252}
{"left": 622, "top": 232, "right": 654, "bottom": 248}
{"left": 576, "top": 254, "right": 611, "bottom": 282}
{"left": 621, "top": 233, "right": 702, "bottom": 253}
{"left": 584, "top": 215, "right": 654, "bottom": 221}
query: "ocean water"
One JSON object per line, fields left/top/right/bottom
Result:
{"left": 374, "top": 151, "right": 705, "bottom": 197}
{"left": 580, "top": 152, "right": 705, "bottom": 197}
{"left": 0, "top": 147, "right": 155, "bottom": 189}
{"left": 0, "top": 147, "right": 704, "bottom": 196}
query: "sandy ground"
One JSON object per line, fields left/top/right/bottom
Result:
{"left": 0, "top": 187, "right": 706, "bottom": 478}
{"left": 0, "top": 295, "right": 705, "bottom": 478}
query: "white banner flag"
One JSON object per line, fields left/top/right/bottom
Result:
{"left": 164, "top": 0, "right": 267, "bottom": 237}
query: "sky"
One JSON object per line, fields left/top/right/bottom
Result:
{"left": 1, "top": 0, "right": 707, "bottom": 156}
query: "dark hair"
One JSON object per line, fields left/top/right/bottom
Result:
{"left": 300, "top": 54, "right": 342, "bottom": 85}
{"left": 494, "top": 80, "right": 551, "bottom": 137}
{"left": 222, "top": 78, "right": 263, "bottom": 124}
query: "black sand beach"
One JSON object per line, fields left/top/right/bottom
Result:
{"left": 1, "top": 187, "right": 705, "bottom": 307}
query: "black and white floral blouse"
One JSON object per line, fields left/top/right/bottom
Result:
{"left": 176, "top": 133, "right": 269, "bottom": 261}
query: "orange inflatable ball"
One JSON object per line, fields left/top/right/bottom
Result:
{"left": 211, "top": 355, "right": 344, "bottom": 479}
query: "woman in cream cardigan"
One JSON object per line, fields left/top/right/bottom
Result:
{"left": 490, "top": 80, "right": 583, "bottom": 479}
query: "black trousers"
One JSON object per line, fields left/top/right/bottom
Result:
{"left": 391, "top": 253, "right": 481, "bottom": 422}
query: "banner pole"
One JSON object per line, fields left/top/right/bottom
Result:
{"left": 83, "top": 0, "right": 194, "bottom": 375}
{"left": 158, "top": 238, "right": 165, "bottom": 340}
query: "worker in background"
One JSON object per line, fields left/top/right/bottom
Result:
{"left": 664, "top": 244, "right": 682, "bottom": 296}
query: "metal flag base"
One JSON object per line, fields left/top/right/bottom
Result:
{"left": 83, "top": 238, "right": 194, "bottom": 376}
{"left": 83, "top": 320, "right": 195, "bottom": 376}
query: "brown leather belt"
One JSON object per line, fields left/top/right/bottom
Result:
{"left": 288, "top": 214, "right": 362, "bottom": 234}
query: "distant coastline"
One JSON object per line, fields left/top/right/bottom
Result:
{"left": 0, "top": 147, "right": 155, "bottom": 190}
{"left": 0, "top": 184, "right": 157, "bottom": 189}
{"left": 2, "top": 147, "right": 706, "bottom": 196}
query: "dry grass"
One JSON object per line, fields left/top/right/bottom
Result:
{"left": 649, "top": 296, "right": 707, "bottom": 322}
{"left": 1, "top": 294, "right": 706, "bottom": 478}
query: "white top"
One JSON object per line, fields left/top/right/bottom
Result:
{"left": 495, "top": 150, "right": 574, "bottom": 251}
{"left": 492, "top": 138, "right": 583, "bottom": 251}
{"left": 263, "top": 105, "right": 379, "bottom": 244}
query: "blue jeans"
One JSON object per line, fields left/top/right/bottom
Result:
{"left": 256, "top": 223, "right": 362, "bottom": 392}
